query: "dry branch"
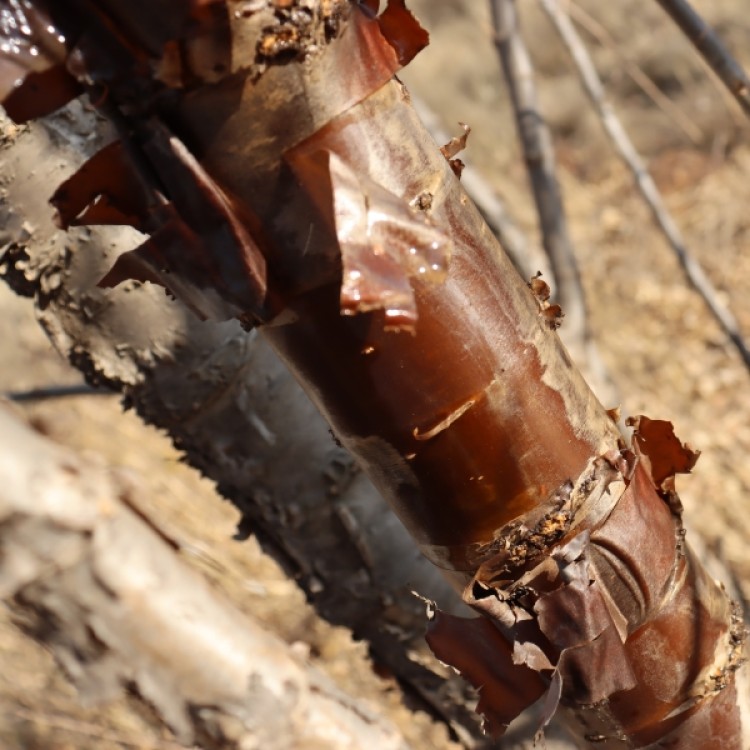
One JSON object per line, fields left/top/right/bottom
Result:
{"left": 567, "top": 1, "right": 703, "bottom": 145}
{"left": 410, "top": 95, "right": 548, "bottom": 283}
{"left": 488, "top": 0, "right": 617, "bottom": 404}
{"left": 654, "top": 0, "right": 750, "bottom": 118}
{"left": 539, "top": 0, "right": 750, "bottom": 374}
{"left": 0, "top": 405, "right": 412, "bottom": 750}
{"left": 488, "top": 0, "right": 587, "bottom": 345}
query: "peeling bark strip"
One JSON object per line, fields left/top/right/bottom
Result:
{"left": 0, "top": 407, "right": 412, "bottom": 750}
{"left": 429, "top": 452, "right": 747, "bottom": 745}
{"left": 1, "top": 1, "right": 748, "bottom": 747}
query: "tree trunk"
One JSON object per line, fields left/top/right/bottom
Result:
{"left": 1, "top": 1, "right": 748, "bottom": 747}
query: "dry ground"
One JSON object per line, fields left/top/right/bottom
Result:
{"left": 1, "top": 1, "right": 749, "bottom": 748}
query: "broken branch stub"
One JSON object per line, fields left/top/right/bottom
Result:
{"left": 3, "top": 1, "right": 748, "bottom": 747}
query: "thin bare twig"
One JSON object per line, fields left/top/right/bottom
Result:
{"left": 567, "top": 1, "right": 703, "bottom": 145}
{"left": 5, "top": 384, "right": 112, "bottom": 402}
{"left": 488, "top": 0, "right": 621, "bottom": 405}
{"left": 654, "top": 0, "right": 750, "bottom": 118}
{"left": 539, "top": 0, "right": 750, "bottom": 373}
{"left": 488, "top": 0, "right": 587, "bottom": 345}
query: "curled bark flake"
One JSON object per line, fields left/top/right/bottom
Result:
{"left": 412, "top": 398, "right": 475, "bottom": 441}
{"left": 50, "top": 140, "right": 155, "bottom": 230}
{"left": 534, "top": 669, "right": 563, "bottom": 745}
{"left": 424, "top": 606, "right": 546, "bottom": 737}
{"left": 605, "top": 405, "right": 621, "bottom": 424}
{"left": 511, "top": 639, "right": 554, "bottom": 672}
{"left": 540, "top": 302, "right": 564, "bottom": 330}
{"left": 527, "top": 271, "right": 565, "bottom": 329}
{"left": 321, "top": 150, "right": 450, "bottom": 330}
{"left": 469, "top": 579, "right": 536, "bottom": 629}
{"left": 602, "top": 445, "right": 636, "bottom": 480}
{"left": 439, "top": 122, "right": 470, "bottom": 161}
{"left": 359, "top": 0, "right": 429, "bottom": 67}
{"left": 440, "top": 122, "right": 470, "bottom": 178}
{"left": 533, "top": 535, "right": 639, "bottom": 703}
{"left": 527, "top": 271, "right": 550, "bottom": 304}
{"left": 52, "top": 121, "right": 269, "bottom": 324}
{"left": 626, "top": 414, "right": 701, "bottom": 494}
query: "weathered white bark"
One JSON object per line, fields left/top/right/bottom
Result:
{"left": 0, "top": 405, "right": 412, "bottom": 750}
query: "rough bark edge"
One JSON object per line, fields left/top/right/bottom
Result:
{"left": 427, "top": 443, "right": 750, "bottom": 747}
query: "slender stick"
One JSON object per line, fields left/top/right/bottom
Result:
{"left": 568, "top": 1, "right": 703, "bottom": 145}
{"left": 4, "top": 383, "right": 112, "bottom": 401}
{"left": 655, "top": 0, "right": 750, "bottom": 118}
{"left": 487, "top": 0, "right": 620, "bottom": 405}
{"left": 539, "top": 0, "right": 750, "bottom": 373}
{"left": 488, "top": 0, "right": 587, "bottom": 347}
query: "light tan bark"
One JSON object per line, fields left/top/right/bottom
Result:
{"left": 0, "top": 405, "right": 412, "bottom": 750}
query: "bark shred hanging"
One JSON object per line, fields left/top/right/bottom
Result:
{"left": 426, "top": 432, "right": 746, "bottom": 744}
